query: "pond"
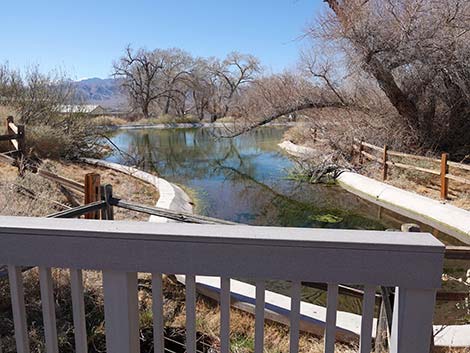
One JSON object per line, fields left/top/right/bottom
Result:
{"left": 106, "top": 126, "right": 469, "bottom": 324}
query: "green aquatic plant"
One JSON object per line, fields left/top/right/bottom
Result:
{"left": 178, "top": 184, "right": 210, "bottom": 216}
{"left": 309, "top": 214, "right": 344, "bottom": 223}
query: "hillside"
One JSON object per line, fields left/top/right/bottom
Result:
{"left": 73, "top": 77, "right": 128, "bottom": 110}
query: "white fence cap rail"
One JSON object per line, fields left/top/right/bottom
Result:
{"left": 0, "top": 216, "right": 444, "bottom": 288}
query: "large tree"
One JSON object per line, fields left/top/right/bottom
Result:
{"left": 113, "top": 47, "right": 194, "bottom": 119}
{"left": 226, "top": 0, "right": 469, "bottom": 156}
{"left": 207, "top": 52, "right": 261, "bottom": 122}
{"left": 114, "top": 48, "right": 261, "bottom": 121}
{"left": 320, "top": 0, "right": 470, "bottom": 153}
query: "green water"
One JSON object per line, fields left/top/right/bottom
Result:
{"left": 106, "top": 126, "right": 469, "bottom": 324}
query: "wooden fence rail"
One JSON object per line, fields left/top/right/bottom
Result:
{"left": 353, "top": 138, "right": 470, "bottom": 200}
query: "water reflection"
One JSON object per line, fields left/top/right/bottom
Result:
{"left": 107, "top": 127, "right": 388, "bottom": 229}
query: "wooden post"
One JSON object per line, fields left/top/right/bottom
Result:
{"left": 16, "top": 124, "right": 26, "bottom": 176}
{"left": 100, "top": 184, "right": 114, "bottom": 220}
{"left": 440, "top": 153, "right": 449, "bottom": 200}
{"left": 382, "top": 145, "right": 388, "bottom": 181}
{"left": 84, "top": 173, "right": 101, "bottom": 219}
{"left": 313, "top": 128, "right": 317, "bottom": 142}
{"left": 17, "top": 125, "right": 25, "bottom": 157}
{"left": 359, "top": 139, "right": 364, "bottom": 164}
{"left": 6, "top": 116, "right": 14, "bottom": 135}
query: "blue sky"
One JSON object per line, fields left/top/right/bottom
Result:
{"left": 0, "top": 1, "right": 326, "bottom": 80}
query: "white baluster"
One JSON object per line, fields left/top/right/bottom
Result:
{"left": 70, "top": 269, "right": 87, "bottom": 353}
{"left": 359, "top": 285, "right": 376, "bottom": 353}
{"left": 390, "top": 287, "right": 437, "bottom": 353}
{"left": 103, "top": 271, "right": 140, "bottom": 353}
{"left": 152, "top": 273, "right": 164, "bottom": 353}
{"left": 255, "top": 280, "right": 265, "bottom": 353}
{"left": 220, "top": 277, "right": 230, "bottom": 353}
{"left": 39, "top": 267, "right": 58, "bottom": 353}
{"left": 290, "top": 281, "right": 301, "bottom": 353}
{"left": 7, "top": 266, "right": 29, "bottom": 353}
{"left": 185, "top": 275, "right": 196, "bottom": 353}
{"left": 324, "top": 283, "right": 338, "bottom": 353}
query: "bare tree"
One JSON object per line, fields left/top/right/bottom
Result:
{"left": 187, "top": 58, "right": 215, "bottom": 121}
{"left": 318, "top": 0, "right": 470, "bottom": 155}
{"left": 114, "top": 48, "right": 262, "bottom": 122}
{"left": 157, "top": 49, "right": 194, "bottom": 116}
{"left": 113, "top": 47, "right": 165, "bottom": 119}
{"left": 220, "top": 71, "right": 355, "bottom": 137}
{"left": 114, "top": 47, "right": 201, "bottom": 119}
{"left": 0, "top": 65, "right": 75, "bottom": 125}
{"left": 207, "top": 52, "right": 261, "bottom": 122}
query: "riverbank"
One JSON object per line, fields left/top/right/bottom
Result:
{"left": 278, "top": 140, "right": 470, "bottom": 244}
{"left": 82, "top": 159, "right": 193, "bottom": 222}
{"left": 100, "top": 121, "right": 298, "bottom": 131}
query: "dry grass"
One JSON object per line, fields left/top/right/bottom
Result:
{"left": 92, "top": 115, "right": 128, "bottom": 127}
{"left": 0, "top": 269, "right": 106, "bottom": 353}
{"left": 0, "top": 160, "right": 159, "bottom": 221}
{"left": 359, "top": 160, "right": 470, "bottom": 211}
{"left": 0, "top": 168, "right": 64, "bottom": 217}
{"left": 284, "top": 123, "right": 316, "bottom": 147}
{"left": 91, "top": 114, "right": 201, "bottom": 128}
{"left": 0, "top": 105, "right": 19, "bottom": 119}
{"left": 170, "top": 294, "right": 357, "bottom": 353}
{"left": 44, "top": 160, "right": 159, "bottom": 221}
{"left": 132, "top": 114, "right": 201, "bottom": 125}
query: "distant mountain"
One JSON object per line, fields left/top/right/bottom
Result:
{"left": 73, "top": 77, "right": 129, "bottom": 111}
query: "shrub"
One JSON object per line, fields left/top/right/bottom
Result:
{"left": 26, "top": 115, "right": 103, "bottom": 160}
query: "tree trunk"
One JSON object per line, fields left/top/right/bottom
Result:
{"left": 142, "top": 103, "right": 150, "bottom": 119}
{"left": 164, "top": 96, "right": 171, "bottom": 115}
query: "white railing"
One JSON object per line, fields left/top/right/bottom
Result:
{"left": 0, "top": 216, "right": 444, "bottom": 353}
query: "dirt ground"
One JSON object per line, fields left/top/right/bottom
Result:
{"left": 0, "top": 160, "right": 159, "bottom": 221}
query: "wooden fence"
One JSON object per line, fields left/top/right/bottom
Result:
{"left": 1, "top": 116, "right": 25, "bottom": 172}
{"left": 353, "top": 138, "right": 470, "bottom": 200}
